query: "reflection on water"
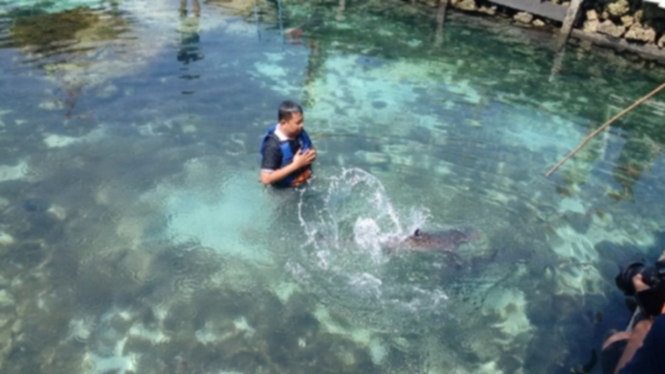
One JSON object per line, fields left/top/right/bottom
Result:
{"left": 0, "top": 0, "right": 664, "bottom": 373}
{"left": 177, "top": 0, "right": 203, "bottom": 71}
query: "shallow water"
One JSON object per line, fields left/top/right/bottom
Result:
{"left": 0, "top": 0, "right": 664, "bottom": 373}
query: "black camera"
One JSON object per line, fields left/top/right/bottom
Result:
{"left": 615, "top": 260, "right": 665, "bottom": 296}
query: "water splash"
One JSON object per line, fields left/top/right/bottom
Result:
{"left": 298, "top": 168, "right": 417, "bottom": 263}
{"left": 292, "top": 168, "right": 449, "bottom": 331}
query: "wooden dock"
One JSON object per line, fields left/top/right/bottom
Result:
{"left": 474, "top": 0, "right": 583, "bottom": 49}
{"left": 488, "top": 0, "right": 567, "bottom": 21}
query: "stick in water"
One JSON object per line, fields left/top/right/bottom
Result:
{"left": 546, "top": 82, "right": 665, "bottom": 178}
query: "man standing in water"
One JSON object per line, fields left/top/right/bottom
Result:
{"left": 259, "top": 101, "right": 316, "bottom": 187}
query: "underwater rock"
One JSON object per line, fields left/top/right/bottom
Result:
{"left": 532, "top": 19, "right": 546, "bottom": 27}
{"left": 563, "top": 212, "right": 591, "bottom": 234}
{"left": 0, "top": 290, "right": 16, "bottom": 328}
{"left": 43, "top": 133, "right": 83, "bottom": 148}
{"left": 597, "top": 20, "right": 626, "bottom": 38}
{"left": 22, "top": 198, "right": 50, "bottom": 212}
{"left": 0, "top": 231, "right": 14, "bottom": 246}
{"left": 0, "top": 290, "right": 15, "bottom": 310}
{"left": 355, "top": 151, "right": 391, "bottom": 165}
{"left": 514, "top": 12, "right": 534, "bottom": 24}
{"left": 371, "top": 101, "right": 387, "bottom": 109}
{"left": 46, "top": 205, "right": 67, "bottom": 221}
{"left": 96, "top": 84, "right": 119, "bottom": 99}
{"left": 482, "top": 287, "right": 533, "bottom": 337}
{"left": 624, "top": 23, "right": 656, "bottom": 43}
{"left": 0, "top": 161, "right": 29, "bottom": 182}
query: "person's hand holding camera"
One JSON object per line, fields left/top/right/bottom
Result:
{"left": 634, "top": 273, "right": 665, "bottom": 319}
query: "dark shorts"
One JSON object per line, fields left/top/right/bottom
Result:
{"left": 601, "top": 339, "right": 628, "bottom": 374}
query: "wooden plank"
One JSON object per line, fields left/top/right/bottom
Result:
{"left": 556, "top": 0, "right": 583, "bottom": 49}
{"left": 488, "top": 0, "right": 567, "bottom": 21}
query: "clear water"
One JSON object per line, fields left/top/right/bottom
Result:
{"left": 0, "top": 0, "right": 664, "bottom": 373}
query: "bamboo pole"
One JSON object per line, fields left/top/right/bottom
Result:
{"left": 546, "top": 82, "right": 665, "bottom": 178}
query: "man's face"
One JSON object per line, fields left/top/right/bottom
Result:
{"left": 281, "top": 112, "right": 304, "bottom": 136}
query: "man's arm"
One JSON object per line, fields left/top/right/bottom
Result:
{"left": 261, "top": 162, "right": 303, "bottom": 185}
{"left": 614, "top": 319, "right": 654, "bottom": 374}
{"left": 260, "top": 148, "right": 316, "bottom": 185}
{"left": 615, "top": 274, "right": 663, "bottom": 373}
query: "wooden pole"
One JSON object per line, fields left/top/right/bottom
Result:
{"left": 556, "top": 0, "right": 583, "bottom": 50}
{"left": 546, "top": 82, "right": 665, "bottom": 178}
{"left": 434, "top": 0, "right": 448, "bottom": 48}
{"left": 548, "top": 48, "right": 566, "bottom": 83}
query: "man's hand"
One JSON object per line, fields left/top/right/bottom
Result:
{"left": 634, "top": 274, "right": 650, "bottom": 293}
{"left": 293, "top": 148, "right": 316, "bottom": 168}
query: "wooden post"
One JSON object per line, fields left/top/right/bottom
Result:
{"left": 337, "top": 0, "right": 346, "bottom": 20}
{"left": 556, "top": 0, "right": 583, "bottom": 49}
{"left": 434, "top": 0, "right": 449, "bottom": 47}
{"left": 548, "top": 48, "right": 565, "bottom": 82}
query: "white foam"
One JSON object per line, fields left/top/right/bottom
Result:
{"left": 348, "top": 272, "right": 383, "bottom": 299}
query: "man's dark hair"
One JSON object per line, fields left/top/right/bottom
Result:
{"left": 278, "top": 101, "right": 303, "bottom": 122}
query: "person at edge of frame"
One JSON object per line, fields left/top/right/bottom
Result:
{"left": 259, "top": 101, "right": 316, "bottom": 187}
{"left": 601, "top": 255, "right": 665, "bottom": 374}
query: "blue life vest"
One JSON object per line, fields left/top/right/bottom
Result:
{"left": 259, "top": 124, "right": 312, "bottom": 186}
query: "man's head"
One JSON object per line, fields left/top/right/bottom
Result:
{"left": 278, "top": 101, "right": 304, "bottom": 137}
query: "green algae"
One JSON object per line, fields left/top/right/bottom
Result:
{"left": 8, "top": 7, "right": 128, "bottom": 54}
{"left": 0, "top": 0, "right": 104, "bottom": 16}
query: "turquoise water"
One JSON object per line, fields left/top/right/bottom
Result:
{"left": 0, "top": 0, "right": 664, "bottom": 373}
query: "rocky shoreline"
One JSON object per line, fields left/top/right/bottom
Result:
{"left": 411, "top": 0, "right": 665, "bottom": 63}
